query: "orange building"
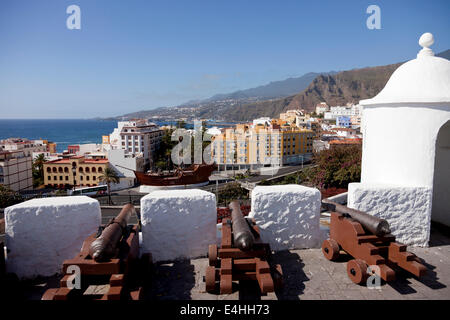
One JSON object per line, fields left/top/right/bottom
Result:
{"left": 43, "top": 156, "right": 109, "bottom": 189}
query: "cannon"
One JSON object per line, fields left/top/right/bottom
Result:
{"left": 322, "top": 199, "right": 391, "bottom": 236}
{"left": 42, "top": 204, "right": 152, "bottom": 300}
{"left": 205, "top": 200, "right": 283, "bottom": 294}
{"left": 230, "top": 201, "right": 255, "bottom": 250}
{"left": 89, "top": 203, "right": 134, "bottom": 262}
{"left": 321, "top": 200, "right": 428, "bottom": 285}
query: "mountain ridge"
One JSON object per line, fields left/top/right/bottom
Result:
{"left": 114, "top": 49, "right": 450, "bottom": 121}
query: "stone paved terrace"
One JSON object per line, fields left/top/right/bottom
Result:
{"left": 6, "top": 226, "right": 450, "bottom": 300}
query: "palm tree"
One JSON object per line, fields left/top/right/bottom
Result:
{"left": 32, "top": 153, "right": 47, "bottom": 188}
{"left": 99, "top": 167, "right": 120, "bottom": 204}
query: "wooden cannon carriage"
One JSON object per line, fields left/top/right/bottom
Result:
{"left": 42, "top": 204, "right": 151, "bottom": 300}
{"left": 205, "top": 201, "right": 283, "bottom": 294}
{"left": 321, "top": 200, "right": 428, "bottom": 285}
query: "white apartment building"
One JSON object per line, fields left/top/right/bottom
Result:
{"left": 109, "top": 120, "right": 164, "bottom": 166}
{"left": 315, "top": 102, "right": 329, "bottom": 115}
{"left": 324, "top": 104, "right": 362, "bottom": 120}
{"left": 107, "top": 149, "right": 145, "bottom": 190}
{"left": 0, "top": 151, "right": 33, "bottom": 192}
{"left": 0, "top": 138, "right": 47, "bottom": 157}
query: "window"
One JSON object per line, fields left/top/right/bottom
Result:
{"left": 65, "top": 176, "right": 69, "bottom": 181}
{"left": 64, "top": 167, "right": 69, "bottom": 173}
{"left": 59, "top": 176, "right": 63, "bottom": 180}
{"left": 47, "top": 167, "right": 51, "bottom": 173}
{"left": 86, "top": 176, "right": 90, "bottom": 181}
{"left": 54, "top": 176, "right": 57, "bottom": 180}
{"left": 85, "top": 167, "right": 90, "bottom": 173}
{"left": 92, "top": 167, "right": 96, "bottom": 173}
{"left": 48, "top": 176, "right": 51, "bottom": 180}
{"left": 98, "top": 167, "right": 103, "bottom": 173}
{"left": 80, "top": 176, "right": 83, "bottom": 181}
{"left": 79, "top": 167, "right": 83, "bottom": 173}
{"left": 52, "top": 167, "right": 57, "bottom": 173}
{"left": 93, "top": 176, "right": 96, "bottom": 181}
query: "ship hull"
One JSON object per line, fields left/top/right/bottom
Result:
{"left": 134, "top": 164, "right": 216, "bottom": 187}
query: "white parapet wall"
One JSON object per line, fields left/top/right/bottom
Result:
{"left": 348, "top": 183, "right": 432, "bottom": 247}
{"left": 140, "top": 189, "right": 217, "bottom": 262}
{"left": 249, "top": 185, "right": 322, "bottom": 251}
{"left": 5, "top": 196, "right": 101, "bottom": 279}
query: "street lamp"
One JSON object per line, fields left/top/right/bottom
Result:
{"left": 72, "top": 164, "right": 77, "bottom": 194}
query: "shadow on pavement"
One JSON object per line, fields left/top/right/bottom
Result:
{"left": 145, "top": 259, "right": 195, "bottom": 300}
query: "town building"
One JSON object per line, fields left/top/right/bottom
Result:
{"left": 107, "top": 149, "right": 145, "bottom": 190}
{"left": 350, "top": 115, "right": 361, "bottom": 127}
{"left": 211, "top": 118, "right": 313, "bottom": 169}
{"left": 43, "top": 156, "right": 109, "bottom": 189}
{"left": 0, "top": 138, "right": 47, "bottom": 157}
{"left": 0, "top": 151, "right": 33, "bottom": 191}
{"left": 336, "top": 116, "right": 351, "bottom": 127}
{"left": 331, "top": 127, "right": 358, "bottom": 138}
{"left": 108, "top": 119, "right": 163, "bottom": 167}
{"left": 329, "top": 138, "right": 362, "bottom": 149}
{"left": 315, "top": 102, "right": 329, "bottom": 115}
{"left": 280, "top": 109, "right": 303, "bottom": 123}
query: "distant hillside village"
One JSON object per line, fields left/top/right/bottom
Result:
{"left": 0, "top": 102, "right": 362, "bottom": 195}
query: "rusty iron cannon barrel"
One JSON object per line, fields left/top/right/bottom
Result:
{"left": 322, "top": 199, "right": 391, "bottom": 236}
{"left": 229, "top": 200, "right": 255, "bottom": 250}
{"left": 89, "top": 203, "right": 135, "bottom": 262}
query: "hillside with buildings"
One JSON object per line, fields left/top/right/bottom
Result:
{"left": 113, "top": 50, "right": 449, "bottom": 122}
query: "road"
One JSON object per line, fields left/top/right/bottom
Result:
{"left": 108, "top": 164, "right": 315, "bottom": 202}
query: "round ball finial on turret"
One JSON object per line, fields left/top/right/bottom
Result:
{"left": 417, "top": 32, "right": 435, "bottom": 58}
{"left": 419, "top": 32, "right": 434, "bottom": 48}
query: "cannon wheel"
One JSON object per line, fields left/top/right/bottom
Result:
{"left": 347, "top": 259, "right": 368, "bottom": 284}
{"left": 208, "top": 244, "right": 218, "bottom": 266}
{"left": 322, "top": 239, "right": 340, "bottom": 261}
{"left": 205, "top": 266, "right": 216, "bottom": 293}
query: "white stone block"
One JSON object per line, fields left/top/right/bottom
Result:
{"left": 348, "top": 183, "right": 432, "bottom": 247}
{"left": 5, "top": 196, "right": 101, "bottom": 279}
{"left": 140, "top": 189, "right": 217, "bottom": 262}
{"left": 249, "top": 185, "right": 322, "bottom": 251}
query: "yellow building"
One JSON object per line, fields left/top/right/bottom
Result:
{"left": 102, "top": 135, "right": 110, "bottom": 144}
{"left": 280, "top": 109, "right": 303, "bottom": 124}
{"left": 43, "top": 156, "right": 109, "bottom": 188}
{"left": 211, "top": 120, "right": 313, "bottom": 167}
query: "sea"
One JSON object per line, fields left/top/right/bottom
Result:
{"left": 0, "top": 119, "right": 118, "bottom": 153}
{"left": 0, "top": 119, "right": 235, "bottom": 153}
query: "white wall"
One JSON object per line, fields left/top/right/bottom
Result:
{"left": 108, "top": 149, "right": 144, "bottom": 178}
{"left": 361, "top": 104, "right": 450, "bottom": 187}
{"left": 431, "top": 120, "right": 450, "bottom": 226}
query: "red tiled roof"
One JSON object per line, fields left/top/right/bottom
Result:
{"left": 329, "top": 138, "right": 362, "bottom": 145}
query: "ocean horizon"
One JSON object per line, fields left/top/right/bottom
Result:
{"left": 0, "top": 118, "right": 222, "bottom": 153}
{"left": 0, "top": 119, "right": 118, "bottom": 153}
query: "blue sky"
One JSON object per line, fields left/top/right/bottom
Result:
{"left": 0, "top": 0, "right": 449, "bottom": 119}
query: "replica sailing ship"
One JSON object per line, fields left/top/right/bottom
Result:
{"left": 134, "top": 163, "right": 216, "bottom": 189}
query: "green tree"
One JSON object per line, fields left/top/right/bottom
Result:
{"left": 303, "top": 145, "right": 362, "bottom": 189}
{"left": 154, "top": 129, "right": 178, "bottom": 171}
{"left": 217, "top": 182, "right": 249, "bottom": 206}
{"left": 0, "top": 185, "right": 23, "bottom": 208}
{"left": 32, "top": 153, "right": 47, "bottom": 188}
{"left": 98, "top": 167, "right": 120, "bottom": 204}
{"left": 176, "top": 120, "right": 187, "bottom": 129}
